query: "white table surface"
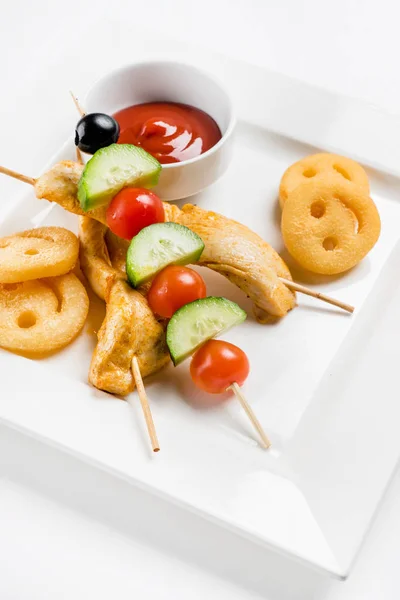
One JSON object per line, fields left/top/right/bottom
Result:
{"left": 1, "top": 1, "right": 400, "bottom": 598}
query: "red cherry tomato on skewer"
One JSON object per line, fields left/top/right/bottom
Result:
{"left": 190, "top": 340, "right": 249, "bottom": 395}
{"left": 106, "top": 187, "right": 165, "bottom": 240}
{"left": 190, "top": 340, "right": 270, "bottom": 447}
{"left": 148, "top": 265, "right": 207, "bottom": 319}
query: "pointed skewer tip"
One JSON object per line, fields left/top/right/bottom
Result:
{"left": 229, "top": 382, "right": 271, "bottom": 450}
{"left": 131, "top": 356, "right": 160, "bottom": 453}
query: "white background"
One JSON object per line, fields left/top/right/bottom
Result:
{"left": 1, "top": 1, "right": 400, "bottom": 598}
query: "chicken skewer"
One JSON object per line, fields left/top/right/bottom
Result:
{"left": 79, "top": 216, "right": 166, "bottom": 451}
{"left": 164, "top": 203, "right": 355, "bottom": 317}
{"left": 74, "top": 146, "right": 161, "bottom": 453}
{"left": 68, "top": 93, "right": 353, "bottom": 315}
{"left": 81, "top": 217, "right": 271, "bottom": 449}
{"left": 72, "top": 147, "right": 162, "bottom": 454}
{"left": 0, "top": 161, "right": 354, "bottom": 315}
{"left": 71, "top": 94, "right": 272, "bottom": 449}
{"left": 0, "top": 159, "right": 294, "bottom": 320}
{"left": 68, "top": 93, "right": 295, "bottom": 320}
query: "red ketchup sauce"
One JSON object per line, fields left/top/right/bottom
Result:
{"left": 113, "top": 102, "right": 222, "bottom": 165}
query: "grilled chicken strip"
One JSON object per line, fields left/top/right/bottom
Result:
{"left": 105, "top": 229, "right": 129, "bottom": 275}
{"left": 35, "top": 161, "right": 108, "bottom": 225}
{"left": 79, "top": 217, "right": 119, "bottom": 300}
{"left": 79, "top": 217, "right": 169, "bottom": 396}
{"left": 36, "top": 161, "right": 295, "bottom": 321}
{"left": 105, "top": 204, "right": 295, "bottom": 321}
{"left": 164, "top": 204, "right": 295, "bottom": 322}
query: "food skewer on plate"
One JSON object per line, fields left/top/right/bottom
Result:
{"left": 70, "top": 92, "right": 354, "bottom": 313}
{"left": 80, "top": 218, "right": 168, "bottom": 453}
{"left": 106, "top": 221, "right": 271, "bottom": 448}
{"left": 69, "top": 92, "right": 354, "bottom": 315}
{"left": 79, "top": 214, "right": 271, "bottom": 448}
{"left": 71, "top": 92, "right": 354, "bottom": 313}
{"left": 126, "top": 224, "right": 271, "bottom": 448}
{"left": 165, "top": 297, "right": 271, "bottom": 449}
{"left": 74, "top": 150, "right": 161, "bottom": 454}
{"left": 146, "top": 267, "right": 271, "bottom": 448}
{"left": 0, "top": 159, "right": 354, "bottom": 315}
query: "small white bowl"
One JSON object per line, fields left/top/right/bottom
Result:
{"left": 85, "top": 61, "right": 235, "bottom": 201}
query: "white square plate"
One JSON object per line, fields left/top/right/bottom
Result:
{"left": 1, "top": 36, "right": 400, "bottom": 579}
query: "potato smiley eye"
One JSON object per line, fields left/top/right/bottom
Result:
{"left": 310, "top": 201, "right": 325, "bottom": 219}
{"left": 17, "top": 311, "right": 37, "bottom": 328}
{"left": 322, "top": 237, "right": 338, "bottom": 251}
{"left": 333, "top": 164, "right": 351, "bottom": 181}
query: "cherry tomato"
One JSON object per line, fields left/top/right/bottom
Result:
{"left": 190, "top": 340, "right": 250, "bottom": 395}
{"left": 148, "top": 265, "right": 206, "bottom": 319}
{"left": 106, "top": 188, "right": 165, "bottom": 240}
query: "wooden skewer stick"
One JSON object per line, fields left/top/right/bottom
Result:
{"left": 279, "top": 277, "right": 354, "bottom": 314}
{"left": 0, "top": 165, "right": 35, "bottom": 186}
{"left": 131, "top": 356, "right": 160, "bottom": 452}
{"left": 229, "top": 382, "right": 271, "bottom": 449}
{"left": 0, "top": 163, "right": 355, "bottom": 314}
{"left": 71, "top": 91, "right": 85, "bottom": 164}
{"left": 76, "top": 146, "right": 84, "bottom": 164}
{"left": 70, "top": 90, "right": 86, "bottom": 117}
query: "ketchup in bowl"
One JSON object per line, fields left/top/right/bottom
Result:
{"left": 113, "top": 102, "right": 222, "bottom": 165}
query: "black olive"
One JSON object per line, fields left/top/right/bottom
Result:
{"left": 75, "top": 113, "right": 120, "bottom": 154}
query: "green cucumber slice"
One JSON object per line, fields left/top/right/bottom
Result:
{"left": 78, "top": 144, "right": 161, "bottom": 211}
{"left": 126, "top": 222, "right": 205, "bottom": 287}
{"left": 166, "top": 297, "right": 247, "bottom": 365}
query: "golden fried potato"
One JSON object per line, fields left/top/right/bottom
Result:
{"left": 0, "top": 227, "right": 79, "bottom": 283}
{"left": 279, "top": 153, "right": 370, "bottom": 209}
{"left": 281, "top": 177, "right": 381, "bottom": 274}
{"left": 0, "top": 273, "right": 89, "bottom": 355}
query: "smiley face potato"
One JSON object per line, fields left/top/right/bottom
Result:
{"left": 281, "top": 176, "right": 381, "bottom": 275}
{"left": 0, "top": 274, "right": 89, "bottom": 355}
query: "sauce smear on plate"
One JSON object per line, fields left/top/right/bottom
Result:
{"left": 113, "top": 102, "right": 221, "bottom": 164}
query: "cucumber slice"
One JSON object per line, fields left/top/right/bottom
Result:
{"left": 126, "top": 222, "right": 205, "bottom": 287}
{"left": 166, "top": 297, "right": 247, "bottom": 365}
{"left": 78, "top": 144, "right": 161, "bottom": 211}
